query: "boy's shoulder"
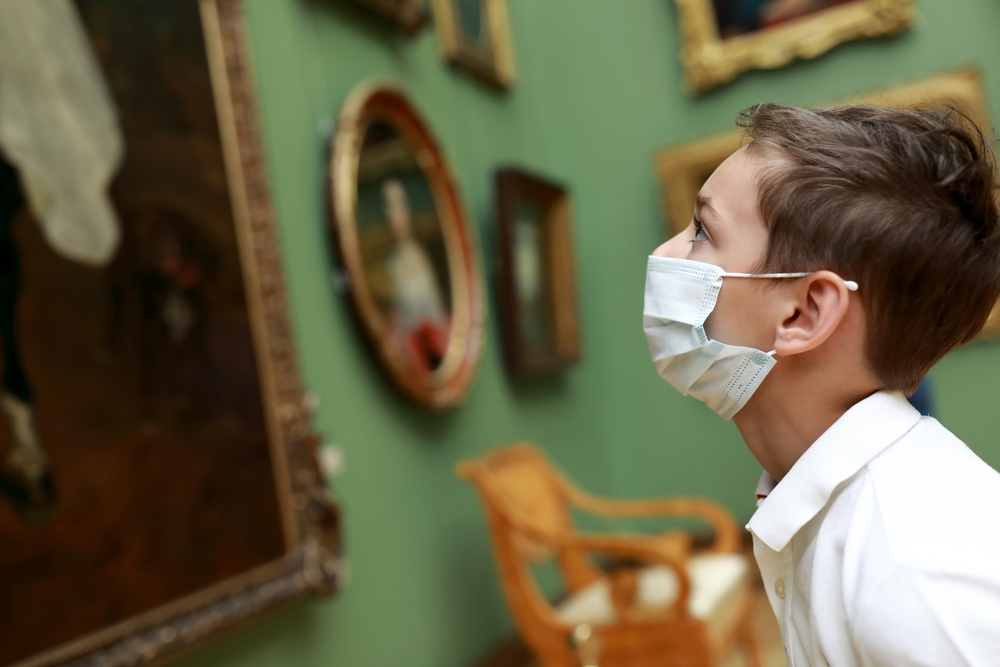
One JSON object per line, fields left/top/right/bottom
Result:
{"left": 839, "top": 418, "right": 1000, "bottom": 665}
{"left": 869, "top": 415, "right": 1000, "bottom": 488}
{"left": 849, "top": 416, "right": 1000, "bottom": 570}
{"left": 867, "top": 416, "right": 1000, "bottom": 518}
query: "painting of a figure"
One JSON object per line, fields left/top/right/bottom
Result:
{"left": 495, "top": 168, "right": 579, "bottom": 377}
{"left": 0, "top": 1, "right": 285, "bottom": 664}
{"left": 356, "top": 121, "right": 452, "bottom": 378}
{"left": 512, "top": 200, "right": 553, "bottom": 358}
{"left": 453, "top": 0, "right": 492, "bottom": 55}
{"left": 712, "top": 0, "right": 859, "bottom": 38}
{"left": 329, "top": 83, "right": 485, "bottom": 408}
{"left": 431, "top": 0, "right": 515, "bottom": 88}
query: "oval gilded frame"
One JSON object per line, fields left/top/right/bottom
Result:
{"left": 329, "top": 82, "right": 485, "bottom": 408}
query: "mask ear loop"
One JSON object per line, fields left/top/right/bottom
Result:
{"left": 728, "top": 274, "right": 860, "bottom": 358}
{"left": 721, "top": 271, "right": 859, "bottom": 292}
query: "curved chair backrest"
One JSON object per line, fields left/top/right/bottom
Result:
{"left": 457, "top": 445, "right": 603, "bottom": 611}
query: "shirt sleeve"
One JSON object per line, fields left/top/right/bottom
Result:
{"left": 852, "top": 564, "right": 1000, "bottom": 667}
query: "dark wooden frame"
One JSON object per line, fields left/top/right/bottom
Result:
{"left": 495, "top": 168, "right": 580, "bottom": 377}
{"left": 328, "top": 82, "right": 486, "bottom": 409}
{"left": 347, "top": 0, "right": 426, "bottom": 35}
{"left": 13, "top": 2, "right": 343, "bottom": 666}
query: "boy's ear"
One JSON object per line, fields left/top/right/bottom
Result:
{"left": 772, "top": 271, "right": 852, "bottom": 356}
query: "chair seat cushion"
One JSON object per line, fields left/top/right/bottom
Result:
{"left": 556, "top": 553, "right": 748, "bottom": 631}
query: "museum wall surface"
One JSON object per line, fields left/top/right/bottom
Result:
{"left": 175, "top": 1, "right": 1000, "bottom": 666}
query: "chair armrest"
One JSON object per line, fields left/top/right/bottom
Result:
{"left": 565, "top": 490, "right": 741, "bottom": 554}
{"left": 511, "top": 518, "right": 692, "bottom": 619}
{"left": 574, "top": 534, "right": 693, "bottom": 619}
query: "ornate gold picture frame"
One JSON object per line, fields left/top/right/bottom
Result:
{"left": 654, "top": 68, "right": 1000, "bottom": 335}
{"left": 2, "top": 1, "right": 342, "bottom": 666}
{"left": 494, "top": 168, "right": 581, "bottom": 377}
{"left": 329, "top": 82, "right": 486, "bottom": 408}
{"left": 432, "top": 0, "right": 516, "bottom": 89}
{"left": 674, "top": 0, "right": 914, "bottom": 92}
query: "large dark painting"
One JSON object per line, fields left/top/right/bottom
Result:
{"left": 0, "top": 2, "right": 339, "bottom": 666}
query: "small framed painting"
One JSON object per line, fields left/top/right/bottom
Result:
{"left": 673, "top": 0, "right": 913, "bottom": 92}
{"left": 495, "top": 168, "right": 581, "bottom": 377}
{"left": 348, "top": 0, "right": 426, "bottom": 35}
{"left": 432, "top": 0, "right": 516, "bottom": 88}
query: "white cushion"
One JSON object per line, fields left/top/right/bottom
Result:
{"left": 556, "top": 553, "right": 748, "bottom": 631}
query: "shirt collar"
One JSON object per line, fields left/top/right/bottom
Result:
{"left": 747, "top": 391, "right": 921, "bottom": 552}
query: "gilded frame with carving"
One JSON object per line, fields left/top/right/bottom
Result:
{"left": 673, "top": 0, "right": 914, "bottom": 92}
{"left": 7, "top": 2, "right": 342, "bottom": 666}
{"left": 654, "top": 68, "right": 1000, "bottom": 336}
{"left": 328, "top": 82, "right": 486, "bottom": 408}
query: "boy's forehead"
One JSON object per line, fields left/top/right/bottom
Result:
{"left": 700, "top": 146, "right": 766, "bottom": 231}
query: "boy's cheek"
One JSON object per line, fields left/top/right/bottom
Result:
{"left": 707, "top": 283, "right": 773, "bottom": 350}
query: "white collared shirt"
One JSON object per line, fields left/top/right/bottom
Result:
{"left": 748, "top": 391, "right": 1000, "bottom": 667}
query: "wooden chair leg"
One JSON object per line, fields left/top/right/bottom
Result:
{"left": 569, "top": 624, "right": 603, "bottom": 667}
{"left": 738, "top": 614, "right": 762, "bottom": 667}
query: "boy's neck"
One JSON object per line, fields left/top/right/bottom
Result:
{"left": 733, "top": 381, "right": 879, "bottom": 482}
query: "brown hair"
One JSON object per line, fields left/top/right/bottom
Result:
{"left": 738, "top": 103, "right": 1000, "bottom": 393}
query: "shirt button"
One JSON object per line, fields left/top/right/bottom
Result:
{"left": 774, "top": 579, "right": 786, "bottom": 599}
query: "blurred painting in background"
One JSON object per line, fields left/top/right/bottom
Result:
{"left": 355, "top": 121, "right": 453, "bottom": 378}
{"left": 454, "top": 0, "right": 491, "bottom": 54}
{"left": 346, "top": 0, "right": 426, "bottom": 35}
{"left": 712, "top": 0, "right": 859, "bottom": 38}
{"left": 511, "top": 200, "right": 551, "bottom": 356}
{"left": 674, "top": 0, "right": 913, "bottom": 91}
{"left": 495, "top": 168, "right": 581, "bottom": 377}
{"left": 328, "top": 83, "right": 486, "bottom": 409}
{"left": 0, "top": 1, "right": 285, "bottom": 664}
{"left": 432, "top": 0, "right": 515, "bottom": 88}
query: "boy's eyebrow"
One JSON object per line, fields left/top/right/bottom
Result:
{"left": 696, "top": 195, "right": 717, "bottom": 217}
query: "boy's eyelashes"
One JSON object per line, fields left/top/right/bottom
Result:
{"left": 691, "top": 216, "right": 709, "bottom": 243}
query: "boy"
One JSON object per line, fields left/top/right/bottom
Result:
{"left": 643, "top": 104, "right": 1000, "bottom": 666}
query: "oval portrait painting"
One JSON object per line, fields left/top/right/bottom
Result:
{"left": 330, "top": 83, "right": 484, "bottom": 408}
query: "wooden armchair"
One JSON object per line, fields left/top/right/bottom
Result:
{"left": 457, "top": 443, "right": 760, "bottom": 667}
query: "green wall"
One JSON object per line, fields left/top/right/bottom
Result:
{"left": 177, "top": 1, "right": 1000, "bottom": 666}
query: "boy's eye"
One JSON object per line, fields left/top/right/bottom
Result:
{"left": 692, "top": 217, "right": 708, "bottom": 243}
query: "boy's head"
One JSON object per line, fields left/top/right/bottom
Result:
{"left": 654, "top": 103, "right": 1000, "bottom": 394}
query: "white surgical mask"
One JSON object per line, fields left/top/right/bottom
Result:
{"left": 643, "top": 255, "right": 858, "bottom": 420}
